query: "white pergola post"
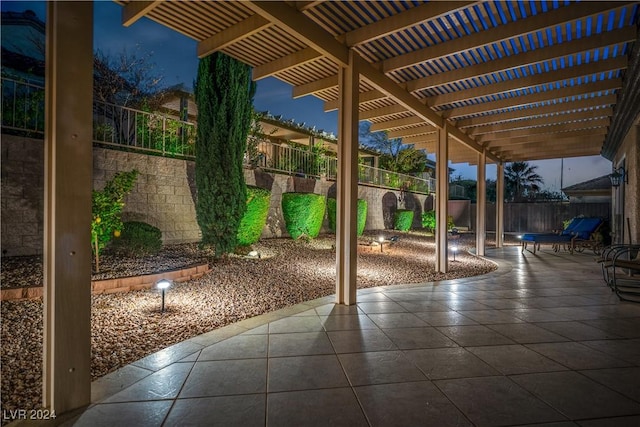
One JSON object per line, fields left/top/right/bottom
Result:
{"left": 435, "top": 125, "right": 449, "bottom": 273}
{"left": 496, "top": 162, "right": 505, "bottom": 248}
{"left": 476, "top": 149, "right": 487, "bottom": 256}
{"left": 336, "top": 50, "right": 359, "bottom": 305}
{"left": 43, "top": 1, "right": 93, "bottom": 413}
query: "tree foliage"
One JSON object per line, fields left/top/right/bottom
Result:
{"left": 93, "top": 47, "right": 165, "bottom": 108}
{"left": 195, "top": 52, "right": 255, "bottom": 256}
{"left": 91, "top": 170, "right": 139, "bottom": 272}
{"left": 504, "top": 161, "right": 544, "bottom": 202}
{"left": 359, "top": 122, "right": 427, "bottom": 174}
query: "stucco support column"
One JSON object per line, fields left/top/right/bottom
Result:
{"left": 496, "top": 162, "right": 505, "bottom": 248}
{"left": 476, "top": 149, "right": 487, "bottom": 256}
{"left": 435, "top": 125, "right": 449, "bottom": 273}
{"left": 336, "top": 50, "right": 359, "bottom": 305}
{"left": 43, "top": 1, "right": 93, "bottom": 413}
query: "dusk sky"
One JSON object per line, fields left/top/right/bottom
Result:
{"left": 3, "top": 0, "right": 613, "bottom": 190}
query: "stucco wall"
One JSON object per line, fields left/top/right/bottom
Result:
{"left": 613, "top": 123, "right": 640, "bottom": 244}
{"left": 1, "top": 136, "right": 429, "bottom": 256}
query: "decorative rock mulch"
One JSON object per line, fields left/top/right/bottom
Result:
{"left": 1, "top": 232, "right": 500, "bottom": 419}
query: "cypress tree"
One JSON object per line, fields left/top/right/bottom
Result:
{"left": 195, "top": 52, "right": 256, "bottom": 256}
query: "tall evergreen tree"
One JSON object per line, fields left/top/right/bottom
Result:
{"left": 195, "top": 53, "right": 255, "bottom": 255}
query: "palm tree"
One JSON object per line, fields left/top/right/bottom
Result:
{"left": 504, "top": 161, "right": 544, "bottom": 202}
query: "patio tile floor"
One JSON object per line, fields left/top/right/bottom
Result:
{"left": 74, "top": 247, "right": 640, "bottom": 426}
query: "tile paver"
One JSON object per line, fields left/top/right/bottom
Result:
{"left": 81, "top": 247, "right": 640, "bottom": 426}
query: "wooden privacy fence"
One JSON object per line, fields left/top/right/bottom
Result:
{"left": 469, "top": 202, "right": 611, "bottom": 233}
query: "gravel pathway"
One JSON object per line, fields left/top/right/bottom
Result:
{"left": 1, "top": 231, "right": 503, "bottom": 416}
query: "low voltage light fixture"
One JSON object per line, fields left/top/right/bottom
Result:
{"left": 156, "top": 279, "right": 172, "bottom": 313}
{"left": 451, "top": 246, "right": 458, "bottom": 262}
{"left": 379, "top": 236, "right": 385, "bottom": 253}
{"left": 609, "top": 167, "right": 627, "bottom": 188}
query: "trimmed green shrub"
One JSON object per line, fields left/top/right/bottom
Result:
{"left": 237, "top": 186, "right": 271, "bottom": 246}
{"left": 394, "top": 209, "right": 414, "bottom": 231}
{"left": 112, "top": 221, "right": 162, "bottom": 256}
{"left": 282, "top": 193, "right": 326, "bottom": 240}
{"left": 421, "top": 210, "right": 455, "bottom": 232}
{"left": 326, "top": 198, "right": 367, "bottom": 236}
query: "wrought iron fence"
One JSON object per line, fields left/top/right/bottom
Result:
{"left": 2, "top": 76, "right": 448, "bottom": 195}
{"left": 1, "top": 77, "right": 45, "bottom": 134}
{"left": 93, "top": 100, "right": 196, "bottom": 158}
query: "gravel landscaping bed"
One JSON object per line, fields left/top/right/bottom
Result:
{"left": 1, "top": 231, "right": 504, "bottom": 416}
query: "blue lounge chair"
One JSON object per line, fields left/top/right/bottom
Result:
{"left": 521, "top": 217, "right": 603, "bottom": 254}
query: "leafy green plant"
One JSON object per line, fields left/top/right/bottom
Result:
{"left": 237, "top": 186, "right": 271, "bottom": 246}
{"left": 91, "top": 170, "right": 139, "bottom": 271}
{"left": 111, "top": 221, "right": 162, "bottom": 256}
{"left": 394, "top": 209, "right": 414, "bottom": 231}
{"left": 326, "top": 198, "right": 367, "bottom": 236}
{"left": 281, "top": 193, "right": 325, "bottom": 240}
{"left": 421, "top": 210, "right": 455, "bottom": 232}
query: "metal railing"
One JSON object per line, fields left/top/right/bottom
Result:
{"left": 93, "top": 100, "right": 196, "bottom": 158}
{"left": 2, "top": 76, "right": 453, "bottom": 196}
{"left": 1, "top": 77, "right": 45, "bottom": 134}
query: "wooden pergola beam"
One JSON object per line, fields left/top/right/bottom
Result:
{"left": 253, "top": 47, "right": 322, "bottom": 80}
{"left": 494, "top": 132, "right": 607, "bottom": 153}
{"left": 480, "top": 118, "right": 610, "bottom": 143}
{"left": 407, "top": 26, "right": 636, "bottom": 93}
{"left": 369, "top": 116, "right": 423, "bottom": 131}
{"left": 387, "top": 125, "right": 436, "bottom": 139}
{"left": 382, "top": 2, "right": 631, "bottom": 73}
{"left": 469, "top": 108, "right": 613, "bottom": 136}
{"left": 293, "top": 75, "right": 338, "bottom": 98}
{"left": 342, "top": 1, "right": 475, "bottom": 47}
{"left": 448, "top": 79, "right": 622, "bottom": 119}
{"left": 359, "top": 104, "right": 408, "bottom": 120}
{"left": 428, "top": 57, "right": 626, "bottom": 108}
{"left": 198, "top": 15, "right": 271, "bottom": 58}
{"left": 490, "top": 127, "right": 609, "bottom": 148}
{"left": 122, "top": 0, "right": 161, "bottom": 27}
{"left": 324, "top": 89, "right": 386, "bottom": 111}
{"left": 458, "top": 96, "right": 617, "bottom": 130}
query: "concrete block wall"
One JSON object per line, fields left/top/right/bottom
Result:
{"left": 93, "top": 148, "right": 201, "bottom": 244}
{"left": 1, "top": 135, "right": 431, "bottom": 256}
{"left": 1, "top": 135, "right": 44, "bottom": 256}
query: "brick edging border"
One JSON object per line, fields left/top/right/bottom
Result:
{"left": 0, "top": 263, "right": 210, "bottom": 301}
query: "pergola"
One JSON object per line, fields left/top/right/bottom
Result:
{"left": 42, "top": 0, "right": 640, "bottom": 415}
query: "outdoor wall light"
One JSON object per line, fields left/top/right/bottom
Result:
{"left": 156, "top": 279, "right": 172, "bottom": 313}
{"left": 609, "top": 167, "right": 627, "bottom": 188}
{"left": 451, "top": 246, "right": 458, "bottom": 262}
{"left": 379, "top": 236, "right": 385, "bottom": 253}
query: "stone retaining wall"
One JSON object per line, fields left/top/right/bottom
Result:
{"left": 1, "top": 135, "right": 431, "bottom": 256}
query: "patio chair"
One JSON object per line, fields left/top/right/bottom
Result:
{"left": 520, "top": 217, "right": 584, "bottom": 254}
{"left": 599, "top": 244, "right": 640, "bottom": 302}
{"left": 521, "top": 217, "right": 603, "bottom": 254}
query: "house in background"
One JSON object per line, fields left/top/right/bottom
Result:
{"left": 1, "top": 10, "right": 45, "bottom": 83}
{"left": 562, "top": 175, "right": 612, "bottom": 204}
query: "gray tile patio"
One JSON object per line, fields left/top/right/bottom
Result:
{"left": 77, "top": 247, "right": 640, "bottom": 426}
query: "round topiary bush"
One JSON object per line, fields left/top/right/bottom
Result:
{"left": 394, "top": 209, "right": 414, "bottom": 231}
{"left": 281, "top": 193, "right": 326, "bottom": 239}
{"left": 237, "top": 186, "right": 271, "bottom": 246}
{"left": 112, "top": 221, "right": 162, "bottom": 256}
{"left": 326, "top": 198, "right": 367, "bottom": 236}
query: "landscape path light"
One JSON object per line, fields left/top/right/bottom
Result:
{"left": 379, "top": 236, "right": 385, "bottom": 253}
{"left": 451, "top": 246, "right": 458, "bottom": 262}
{"left": 156, "top": 279, "right": 172, "bottom": 313}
